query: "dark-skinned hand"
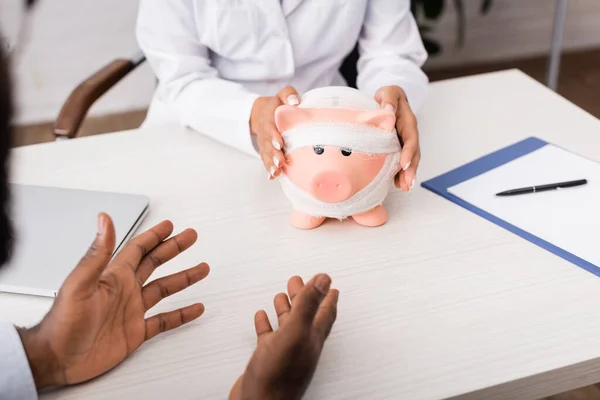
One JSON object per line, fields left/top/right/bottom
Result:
{"left": 230, "top": 274, "right": 339, "bottom": 400}
{"left": 18, "top": 213, "right": 210, "bottom": 389}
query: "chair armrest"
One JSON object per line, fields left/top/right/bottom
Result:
{"left": 53, "top": 55, "right": 145, "bottom": 139}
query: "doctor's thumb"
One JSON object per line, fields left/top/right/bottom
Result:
{"left": 278, "top": 86, "right": 301, "bottom": 106}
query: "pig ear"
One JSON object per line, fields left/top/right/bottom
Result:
{"left": 357, "top": 109, "right": 396, "bottom": 132}
{"left": 274, "top": 105, "right": 313, "bottom": 133}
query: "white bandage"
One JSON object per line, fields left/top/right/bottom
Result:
{"left": 282, "top": 122, "right": 401, "bottom": 155}
{"left": 279, "top": 122, "right": 401, "bottom": 219}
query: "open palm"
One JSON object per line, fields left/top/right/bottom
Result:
{"left": 20, "top": 214, "right": 209, "bottom": 389}
{"left": 230, "top": 274, "right": 338, "bottom": 400}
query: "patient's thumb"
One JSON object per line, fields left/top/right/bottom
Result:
{"left": 67, "top": 213, "right": 116, "bottom": 291}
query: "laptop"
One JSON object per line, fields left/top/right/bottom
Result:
{"left": 0, "top": 184, "right": 150, "bottom": 297}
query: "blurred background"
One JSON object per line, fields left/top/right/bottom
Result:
{"left": 9, "top": 0, "right": 600, "bottom": 148}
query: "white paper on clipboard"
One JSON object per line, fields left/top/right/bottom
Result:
{"left": 447, "top": 144, "right": 600, "bottom": 267}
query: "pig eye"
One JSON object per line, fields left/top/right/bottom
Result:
{"left": 341, "top": 148, "right": 352, "bottom": 157}
{"left": 313, "top": 146, "right": 325, "bottom": 155}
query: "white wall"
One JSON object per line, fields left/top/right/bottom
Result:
{"left": 423, "top": 0, "right": 600, "bottom": 69}
{"left": 10, "top": 0, "right": 600, "bottom": 125}
{"left": 11, "top": 0, "right": 155, "bottom": 125}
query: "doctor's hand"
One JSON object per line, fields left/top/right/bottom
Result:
{"left": 17, "top": 213, "right": 209, "bottom": 389}
{"left": 250, "top": 86, "right": 301, "bottom": 180}
{"left": 229, "top": 274, "right": 338, "bottom": 400}
{"left": 376, "top": 85, "right": 420, "bottom": 192}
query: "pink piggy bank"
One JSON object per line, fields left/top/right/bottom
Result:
{"left": 275, "top": 86, "right": 401, "bottom": 230}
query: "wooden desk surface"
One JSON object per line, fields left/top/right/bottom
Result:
{"left": 4, "top": 69, "right": 600, "bottom": 399}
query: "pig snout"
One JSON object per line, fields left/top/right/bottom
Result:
{"left": 310, "top": 171, "right": 353, "bottom": 203}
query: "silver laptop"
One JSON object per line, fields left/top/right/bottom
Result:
{"left": 0, "top": 184, "right": 149, "bottom": 297}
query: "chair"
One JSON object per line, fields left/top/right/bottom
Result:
{"left": 53, "top": 51, "right": 146, "bottom": 140}
{"left": 53, "top": 45, "right": 360, "bottom": 140}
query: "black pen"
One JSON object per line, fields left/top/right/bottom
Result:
{"left": 496, "top": 179, "right": 588, "bottom": 196}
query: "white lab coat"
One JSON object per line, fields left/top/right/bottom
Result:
{"left": 136, "top": 0, "right": 428, "bottom": 157}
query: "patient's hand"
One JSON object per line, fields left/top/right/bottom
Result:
{"left": 18, "top": 213, "right": 209, "bottom": 389}
{"left": 229, "top": 274, "right": 339, "bottom": 400}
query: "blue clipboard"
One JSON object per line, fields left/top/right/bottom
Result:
{"left": 421, "top": 136, "right": 600, "bottom": 278}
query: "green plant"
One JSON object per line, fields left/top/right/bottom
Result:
{"left": 411, "top": 0, "right": 493, "bottom": 56}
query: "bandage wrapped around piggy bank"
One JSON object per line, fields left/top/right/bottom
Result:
{"left": 275, "top": 86, "right": 401, "bottom": 230}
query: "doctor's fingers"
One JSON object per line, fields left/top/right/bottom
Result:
{"left": 395, "top": 170, "right": 410, "bottom": 191}
{"left": 277, "top": 85, "right": 301, "bottom": 106}
{"left": 263, "top": 96, "right": 285, "bottom": 151}
{"left": 264, "top": 144, "right": 285, "bottom": 180}
{"left": 258, "top": 124, "right": 285, "bottom": 179}
{"left": 404, "top": 149, "right": 421, "bottom": 190}
{"left": 394, "top": 127, "right": 420, "bottom": 191}
{"left": 258, "top": 97, "right": 286, "bottom": 178}
{"left": 376, "top": 86, "right": 419, "bottom": 191}
{"left": 395, "top": 150, "right": 420, "bottom": 191}
{"left": 396, "top": 106, "right": 420, "bottom": 188}
{"left": 375, "top": 85, "right": 404, "bottom": 113}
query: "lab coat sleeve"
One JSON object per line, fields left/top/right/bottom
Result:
{"left": 356, "top": 1, "right": 429, "bottom": 113}
{"left": 136, "top": 0, "right": 260, "bottom": 157}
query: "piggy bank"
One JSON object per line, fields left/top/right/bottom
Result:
{"left": 275, "top": 86, "right": 401, "bottom": 230}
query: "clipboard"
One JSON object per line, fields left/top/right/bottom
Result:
{"left": 421, "top": 137, "right": 600, "bottom": 277}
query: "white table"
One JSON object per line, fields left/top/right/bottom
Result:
{"left": 4, "top": 69, "right": 600, "bottom": 399}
